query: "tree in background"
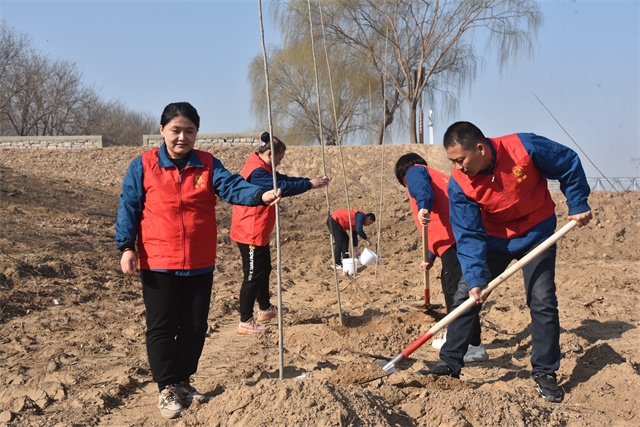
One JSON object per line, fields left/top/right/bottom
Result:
{"left": 248, "top": 29, "right": 377, "bottom": 146}
{"left": 0, "top": 20, "right": 29, "bottom": 135}
{"left": 0, "top": 21, "right": 155, "bottom": 145}
{"left": 271, "top": 0, "right": 541, "bottom": 144}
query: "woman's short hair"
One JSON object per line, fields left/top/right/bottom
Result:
{"left": 394, "top": 153, "right": 428, "bottom": 187}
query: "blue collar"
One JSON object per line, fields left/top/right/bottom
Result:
{"left": 158, "top": 143, "right": 203, "bottom": 168}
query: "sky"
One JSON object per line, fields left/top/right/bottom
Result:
{"left": 0, "top": 0, "right": 638, "bottom": 178}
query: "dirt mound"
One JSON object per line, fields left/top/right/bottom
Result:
{"left": 0, "top": 145, "right": 638, "bottom": 426}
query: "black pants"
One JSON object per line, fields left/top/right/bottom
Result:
{"left": 237, "top": 242, "right": 272, "bottom": 322}
{"left": 440, "top": 244, "right": 481, "bottom": 346}
{"left": 327, "top": 216, "right": 351, "bottom": 265}
{"left": 141, "top": 270, "right": 213, "bottom": 392}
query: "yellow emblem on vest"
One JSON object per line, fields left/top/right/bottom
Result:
{"left": 194, "top": 175, "right": 205, "bottom": 189}
{"left": 512, "top": 166, "right": 527, "bottom": 183}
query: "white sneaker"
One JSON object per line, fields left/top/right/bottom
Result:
{"left": 175, "top": 380, "right": 205, "bottom": 405}
{"left": 158, "top": 385, "right": 182, "bottom": 419}
{"left": 464, "top": 343, "right": 489, "bottom": 363}
{"left": 432, "top": 331, "right": 447, "bottom": 349}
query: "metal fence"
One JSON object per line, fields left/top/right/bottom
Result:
{"left": 548, "top": 177, "right": 640, "bottom": 192}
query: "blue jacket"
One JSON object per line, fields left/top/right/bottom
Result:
{"left": 405, "top": 165, "right": 436, "bottom": 260}
{"left": 247, "top": 167, "right": 312, "bottom": 195}
{"left": 351, "top": 212, "right": 368, "bottom": 247}
{"left": 448, "top": 133, "right": 591, "bottom": 289}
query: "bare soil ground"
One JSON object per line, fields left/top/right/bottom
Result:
{"left": 0, "top": 144, "right": 638, "bottom": 426}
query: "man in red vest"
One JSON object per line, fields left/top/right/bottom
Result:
{"left": 327, "top": 209, "right": 375, "bottom": 268}
{"left": 419, "top": 121, "right": 592, "bottom": 404}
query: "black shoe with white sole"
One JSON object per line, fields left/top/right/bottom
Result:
{"left": 416, "top": 363, "right": 460, "bottom": 379}
{"left": 532, "top": 372, "right": 564, "bottom": 403}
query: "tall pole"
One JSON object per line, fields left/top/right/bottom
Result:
{"left": 428, "top": 109, "right": 434, "bottom": 145}
{"left": 419, "top": 100, "right": 424, "bottom": 144}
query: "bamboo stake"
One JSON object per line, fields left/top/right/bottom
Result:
{"left": 306, "top": 0, "right": 343, "bottom": 325}
{"left": 257, "top": 0, "right": 284, "bottom": 380}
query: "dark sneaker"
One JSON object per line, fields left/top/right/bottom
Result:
{"left": 532, "top": 372, "right": 564, "bottom": 402}
{"left": 175, "top": 380, "right": 205, "bottom": 405}
{"left": 416, "top": 363, "right": 460, "bottom": 379}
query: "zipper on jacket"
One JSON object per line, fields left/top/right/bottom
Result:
{"left": 178, "top": 170, "right": 186, "bottom": 270}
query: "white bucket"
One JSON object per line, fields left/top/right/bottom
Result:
{"left": 358, "top": 248, "right": 378, "bottom": 266}
{"left": 342, "top": 258, "right": 358, "bottom": 275}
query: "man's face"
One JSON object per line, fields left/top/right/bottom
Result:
{"left": 445, "top": 142, "right": 489, "bottom": 177}
{"left": 364, "top": 218, "right": 374, "bottom": 226}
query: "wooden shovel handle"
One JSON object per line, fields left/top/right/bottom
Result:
{"left": 422, "top": 224, "right": 430, "bottom": 303}
{"left": 403, "top": 220, "right": 578, "bottom": 358}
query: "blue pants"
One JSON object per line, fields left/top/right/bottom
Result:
{"left": 439, "top": 243, "right": 559, "bottom": 376}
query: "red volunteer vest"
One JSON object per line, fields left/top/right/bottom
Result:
{"left": 331, "top": 209, "right": 362, "bottom": 231}
{"left": 230, "top": 153, "right": 275, "bottom": 246}
{"left": 138, "top": 148, "right": 218, "bottom": 270}
{"left": 404, "top": 165, "right": 455, "bottom": 257}
{"left": 452, "top": 134, "right": 556, "bottom": 239}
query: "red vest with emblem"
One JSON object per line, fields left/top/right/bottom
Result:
{"left": 331, "top": 209, "right": 363, "bottom": 231}
{"left": 230, "top": 153, "right": 275, "bottom": 246}
{"left": 452, "top": 134, "right": 556, "bottom": 239}
{"left": 404, "top": 165, "right": 456, "bottom": 257}
{"left": 138, "top": 148, "right": 218, "bottom": 269}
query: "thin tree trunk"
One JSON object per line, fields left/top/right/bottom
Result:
{"left": 408, "top": 101, "right": 418, "bottom": 144}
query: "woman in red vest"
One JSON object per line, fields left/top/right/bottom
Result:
{"left": 115, "top": 103, "right": 281, "bottom": 419}
{"left": 395, "top": 153, "right": 487, "bottom": 363}
{"left": 231, "top": 132, "right": 329, "bottom": 335}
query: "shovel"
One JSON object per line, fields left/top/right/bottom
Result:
{"left": 412, "top": 224, "right": 442, "bottom": 310}
{"left": 380, "top": 220, "right": 577, "bottom": 374}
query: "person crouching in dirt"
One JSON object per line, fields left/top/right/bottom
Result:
{"left": 418, "top": 121, "right": 592, "bottom": 403}
{"left": 115, "top": 102, "right": 281, "bottom": 420}
{"left": 230, "top": 132, "right": 329, "bottom": 336}
{"left": 327, "top": 209, "right": 376, "bottom": 269}
{"left": 395, "top": 153, "right": 488, "bottom": 363}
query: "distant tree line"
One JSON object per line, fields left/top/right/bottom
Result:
{"left": 0, "top": 21, "right": 155, "bottom": 146}
{"left": 251, "top": 0, "right": 541, "bottom": 146}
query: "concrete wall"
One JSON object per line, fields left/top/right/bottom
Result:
{"left": 0, "top": 135, "right": 103, "bottom": 149}
{"left": 0, "top": 132, "right": 264, "bottom": 149}
{"left": 143, "top": 132, "right": 264, "bottom": 148}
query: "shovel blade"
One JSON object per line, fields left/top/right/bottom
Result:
{"left": 376, "top": 360, "right": 397, "bottom": 374}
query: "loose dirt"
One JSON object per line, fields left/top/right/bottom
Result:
{"left": 1, "top": 144, "right": 638, "bottom": 426}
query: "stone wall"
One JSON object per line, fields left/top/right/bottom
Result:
{"left": 143, "top": 132, "right": 263, "bottom": 147}
{"left": 0, "top": 135, "right": 103, "bottom": 149}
